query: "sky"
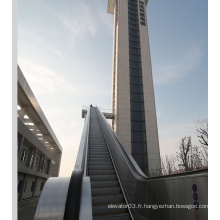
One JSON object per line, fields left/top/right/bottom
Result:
{"left": 17, "top": 0, "right": 208, "bottom": 177}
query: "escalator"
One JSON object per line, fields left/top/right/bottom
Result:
{"left": 34, "top": 106, "right": 208, "bottom": 220}
{"left": 89, "top": 107, "right": 130, "bottom": 219}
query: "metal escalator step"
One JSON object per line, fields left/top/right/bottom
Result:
{"left": 92, "top": 203, "right": 127, "bottom": 216}
{"left": 89, "top": 146, "right": 107, "bottom": 149}
{"left": 90, "top": 175, "right": 117, "bottom": 181}
{"left": 89, "top": 144, "right": 107, "bottom": 147}
{"left": 90, "top": 147, "right": 108, "bottom": 150}
{"left": 91, "top": 180, "right": 119, "bottom": 188}
{"left": 89, "top": 151, "right": 109, "bottom": 154}
{"left": 93, "top": 213, "right": 130, "bottom": 220}
{"left": 90, "top": 148, "right": 108, "bottom": 150}
{"left": 90, "top": 155, "right": 110, "bottom": 158}
{"left": 89, "top": 157, "right": 111, "bottom": 160}
{"left": 90, "top": 152, "right": 110, "bottom": 156}
{"left": 89, "top": 159, "right": 112, "bottom": 163}
{"left": 89, "top": 140, "right": 106, "bottom": 142}
{"left": 89, "top": 153, "right": 110, "bottom": 156}
{"left": 91, "top": 187, "right": 121, "bottom": 196}
{"left": 89, "top": 162, "right": 113, "bottom": 167}
{"left": 92, "top": 194, "right": 124, "bottom": 205}
{"left": 89, "top": 165, "right": 114, "bottom": 170}
{"left": 89, "top": 170, "right": 115, "bottom": 175}
{"left": 89, "top": 156, "right": 111, "bottom": 159}
{"left": 89, "top": 139, "right": 105, "bottom": 141}
{"left": 89, "top": 150, "right": 108, "bottom": 153}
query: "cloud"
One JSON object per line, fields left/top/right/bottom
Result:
{"left": 153, "top": 44, "right": 204, "bottom": 85}
{"left": 18, "top": 58, "right": 78, "bottom": 94}
{"left": 159, "top": 122, "right": 200, "bottom": 157}
{"left": 18, "top": 57, "right": 111, "bottom": 99}
{"left": 58, "top": 3, "right": 97, "bottom": 39}
{"left": 46, "top": 46, "right": 64, "bottom": 58}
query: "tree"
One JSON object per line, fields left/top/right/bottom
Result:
{"left": 195, "top": 119, "right": 208, "bottom": 166}
{"left": 196, "top": 119, "right": 208, "bottom": 148}
{"left": 161, "top": 155, "right": 177, "bottom": 175}
{"left": 176, "top": 136, "right": 203, "bottom": 171}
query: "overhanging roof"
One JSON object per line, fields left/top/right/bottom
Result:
{"left": 17, "top": 65, "right": 63, "bottom": 152}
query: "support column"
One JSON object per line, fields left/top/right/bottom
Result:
{"left": 18, "top": 173, "right": 27, "bottom": 201}
{"left": 32, "top": 176, "right": 38, "bottom": 198}
{"left": 26, "top": 147, "right": 34, "bottom": 168}
{"left": 31, "top": 148, "right": 38, "bottom": 169}
{"left": 18, "top": 135, "right": 24, "bottom": 158}
{"left": 46, "top": 160, "right": 51, "bottom": 174}
{"left": 38, "top": 155, "right": 45, "bottom": 172}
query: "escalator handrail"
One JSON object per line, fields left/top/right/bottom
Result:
{"left": 74, "top": 106, "right": 90, "bottom": 175}
{"left": 96, "top": 107, "right": 148, "bottom": 180}
{"left": 96, "top": 107, "right": 208, "bottom": 181}
{"left": 64, "top": 106, "right": 91, "bottom": 219}
{"left": 64, "top": 169, "right": 83, "bottom": 220}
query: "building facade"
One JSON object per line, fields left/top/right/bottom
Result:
{"left": 17, "top": 66, "right": 62, "bottom": 201}
{"left": 108, "top": 0, "right": 161, "bottom": 174}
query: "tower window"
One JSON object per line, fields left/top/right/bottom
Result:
{"left": 131, "top": 111, "right": 145, "bottom": 121}
{"left": 130, "top": 84, "right": 143, "bottom": 93}
{"left": 130, "top": 68, "right": 142, "bottom": 76}
{"left": 130, "top": 47, "right": 141, "bottom": 55}
{"left": 129, "top": 28, "right": 139, "bottom": 36}
{"left": 130, "top": 76, "right": 142, "bottom": 84}
{"left": 130, "top": 92, "right": 143, "bottom": 102}
{"left": 132, "top": 131, "right": 146, "bottom": 142}
{"left": 131, "top": 121, "right": 145, "bottom": 131}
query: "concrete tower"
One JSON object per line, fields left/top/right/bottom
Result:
{"left": 108, "top": 0, "right": 161, "bottom": 174}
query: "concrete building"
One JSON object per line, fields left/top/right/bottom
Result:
{"left": 108, "top": 0, "right": 161, "bottom": 174}
{"left": 17, "top": 65, "right": 62, "bottom": 201}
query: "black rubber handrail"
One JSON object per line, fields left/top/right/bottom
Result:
{"left": 64, "top": 106, "right": 91, "bottom": 220}
{"left": 64, "top": 169, "right": 83, "bottom": 220}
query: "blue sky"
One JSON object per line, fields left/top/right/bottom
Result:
{"left": 18, "top": 0, "right": 208, "bottom": 177}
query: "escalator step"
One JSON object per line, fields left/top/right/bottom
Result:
{"left": 89, "top": 162, "right": 113, "bottom": 167}
{"left": 89, "top": 159, "right": 112, "bottom": 163}
{"left": 91, "top": 180, "right": 119, "bottom": 188}
{"left": 90, "top": 148, "right": 108, "bottom": 151}
{"left": 90, "top": 175, "right": 117, "bottom": 181}
{"left": 89, "top": 156, "right": 111, "bottom": 160}
{"left": 89, "top": 165, "right": 114, "bottom": 170}
{"left": 92, "top": 187, "right": 121, "bottom": 196}
{"left": 90, "top": 153, "right": 110, "bottom": 156}
{"left": 92, "top": 194, "right": 124, "bottom": 205}
{"left": 92, "top": 203, "right": 127, "bottom": 216}
{"left": 89, "top": 169, "right": 114, "bottom": 175}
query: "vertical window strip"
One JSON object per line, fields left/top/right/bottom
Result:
{"left": 128, "top": 0, "right": 148, "bottom": 172}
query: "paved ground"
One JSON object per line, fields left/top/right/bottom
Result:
{"left": 18, "top": 197, "right": 40, "bottom": 220}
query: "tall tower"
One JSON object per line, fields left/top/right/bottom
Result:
{"left": 108, "top": 0, "right": 161, "bottom": 174}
